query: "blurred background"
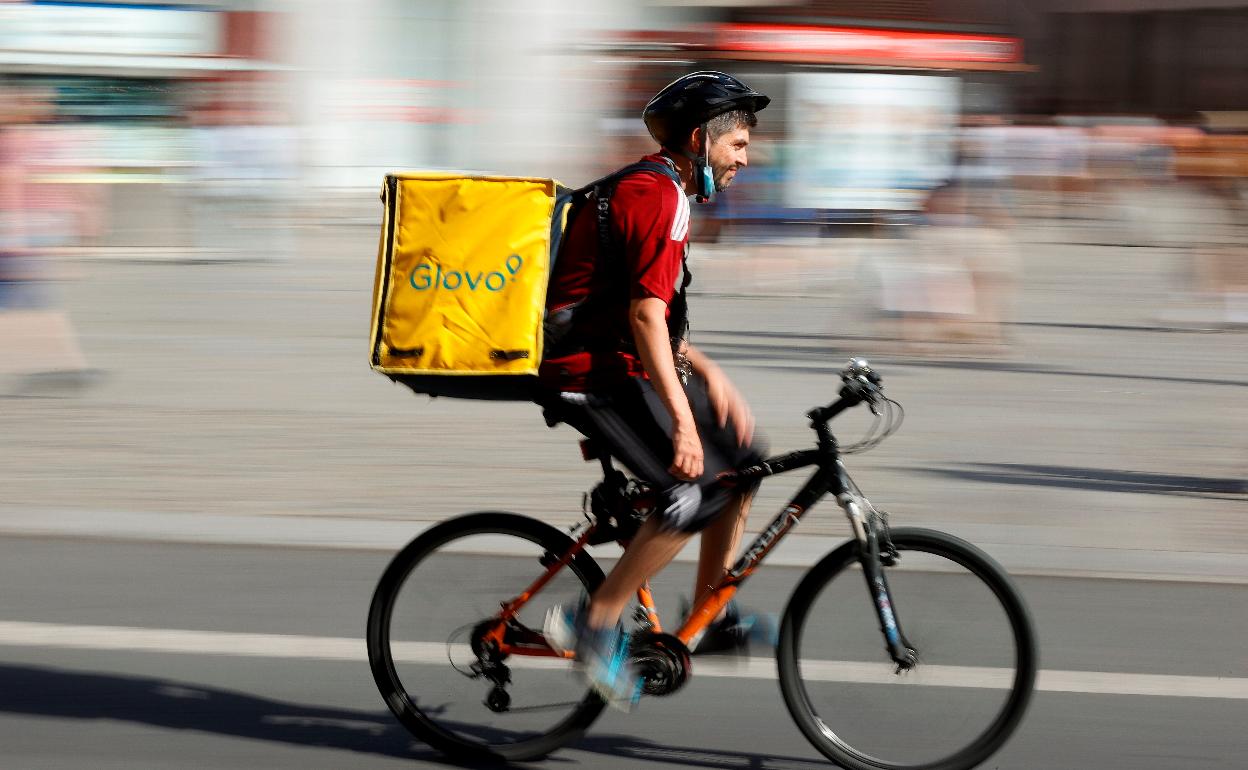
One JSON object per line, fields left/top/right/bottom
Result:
{"left": 0, "top": 0, "right": 1243, "bottom": 564}
{"left": 0, "top": 2, "right": 1245, "bottom": 767}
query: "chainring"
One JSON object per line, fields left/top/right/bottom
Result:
{"left": 631, "top": 631, "right": 692, "bottom": 697}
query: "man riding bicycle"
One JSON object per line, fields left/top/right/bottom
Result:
{"left": 539, "top": 72, "right": 771, "bottom": 706}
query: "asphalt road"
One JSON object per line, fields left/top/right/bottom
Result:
{"left": 3, "top": 230, "right": 1244, "bottom": 583}
{"left": 1, "top": 536, "right": 1243, "bottom": 769}
{"left": 1, "top": 218, "right": 1245, "bottom": 769}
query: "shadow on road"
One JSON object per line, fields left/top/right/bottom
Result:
{"left": 912, "top": 463, "right": 1246, "bottom": 499}
{"left": 574, "top": 732, "right": 829, "bottom": 770}
{"left": 0, "top": 663, "right": 827, "bottom": 769}
{"left": 0, "top": 662, "right": 449, "bottom": 764}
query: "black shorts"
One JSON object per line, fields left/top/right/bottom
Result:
{"left": 551, "top": 375, "right": 768, "bottom": 533}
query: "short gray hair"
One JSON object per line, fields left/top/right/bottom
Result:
{"left": 706, "top": 109, "right": 758, "bottom": 141}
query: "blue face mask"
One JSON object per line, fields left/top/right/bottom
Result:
{"left": 698, "top": 160, "right": 715, "bottom": 203}
{"left": 695, "top": 122, "right": 715, "bottom": 203}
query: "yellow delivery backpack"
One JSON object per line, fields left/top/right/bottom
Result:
{"left": 369, "top": 163, "right": 682, "bottom": 400}
{"left": 369, "top": 173, "right": 568, "bottom": 400}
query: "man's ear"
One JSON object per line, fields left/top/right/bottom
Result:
{"left": 686, "top": 125, "right": 705, "bottom": 157}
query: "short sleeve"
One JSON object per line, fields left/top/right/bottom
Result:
{"left": 612, "top": 172, "right": 690, "bottom": 303}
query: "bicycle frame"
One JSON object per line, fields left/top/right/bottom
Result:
{"left": 488, "top": 396, "right": 915, "bottom": 669}
{"left": 672, "top": 447, "right": 908, "bottom": 665}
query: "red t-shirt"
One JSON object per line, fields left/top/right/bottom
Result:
{"left": 540, "top": 154, "right": 691, "bottom": 391}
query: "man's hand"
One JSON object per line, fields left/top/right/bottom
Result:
{"left": 670, "top": 414, "right": 704, "bottom": 481}
{"left": 628, "top": 298, "right": 705, "bottom": 480}
{"left": 703, "top": 365, "right": 755, "bottom": 447}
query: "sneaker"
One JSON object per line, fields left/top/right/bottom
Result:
{"left": 685, "top": 599, "right": 777, "bottom": 656}
{"left": 575, "top": 624, "right": 642, "bottom": 711}
{"left": 542, "top": 602, "right": 579, "bottom": 655}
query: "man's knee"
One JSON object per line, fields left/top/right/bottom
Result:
{"left": 654, "top": 482, "right": 705, "bottom": 533}
{"left": 655, "top": 482, "right": 760, "bottom": 534}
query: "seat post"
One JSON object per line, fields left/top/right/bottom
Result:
{"left": 578, "top": 437, "right": 616, "bottom": 478}
{"left": 597, "top": 452, "right": 615, "bottom": 479}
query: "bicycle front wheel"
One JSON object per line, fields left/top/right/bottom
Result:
{"left": 367, "top": 512, "right": 607, "bottom": 762}
{"left": 778, "top": 527, "right": 1037, "bottom": 770}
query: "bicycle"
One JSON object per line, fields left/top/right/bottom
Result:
{"left": 367, "top": 359, "right": 1038, "bottom": 769}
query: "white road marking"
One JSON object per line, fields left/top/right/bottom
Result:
{"left": 1, "top": 620, "right": 1244, "bottom": 700}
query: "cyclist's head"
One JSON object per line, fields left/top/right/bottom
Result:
{"left": 643, "top": 71, "right": 769, "bottom": 199}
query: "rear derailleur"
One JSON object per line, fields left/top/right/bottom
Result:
{"left": 468, "top": 620, "right": 513, "bottom": 713}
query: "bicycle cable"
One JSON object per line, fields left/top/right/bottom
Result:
{"left": 840, "top": 407, "right": 883, "bottom": 454}
{"left": 447, "top": 621, "right": 485, "bottom": 679}
{"left": 841, "top": 396, "right": 905, "bottom": 454}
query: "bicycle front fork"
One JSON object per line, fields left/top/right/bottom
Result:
{"left": 838, "top": 492, "right": 916, "bottom": 671}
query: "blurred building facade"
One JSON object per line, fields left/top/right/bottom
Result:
{"left": 0, "top": 0, "right": 283, "bottom": 246}
{"left": 1019, "top": 0, "right": 1248, "bottom": 116}
{"left": 2, "top": 0, "right": 1247, "bottom": 246}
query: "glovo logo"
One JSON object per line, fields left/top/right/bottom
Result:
{"left": 409, "top": 254, "right": 523, "bottom": 293}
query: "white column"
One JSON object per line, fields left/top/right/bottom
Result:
{"left": 274, "top": 0, "right": 639, "bottom": 188}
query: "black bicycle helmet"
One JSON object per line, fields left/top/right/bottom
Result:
{"left": 643, "top": 71, "right": 770, "bottom": 150}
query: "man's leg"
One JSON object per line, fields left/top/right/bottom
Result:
{"left": 572, "top": 513, "right": 691, "bottom": 707}
{"left": 585, "top": 514, "right": 692, "bottom": 629}
{"left": 692, "top": 489, "right": 754, "bottom": 612}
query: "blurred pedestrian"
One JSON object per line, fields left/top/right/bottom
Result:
{"left": 878, "top": 182, "right": 976, "bottom": 351}
{"left": 1188, "top": 176, "right": 1248, "bottom": 327}
{"left": 875, "top": 179, "right": 1021, "bottom": 354}
{"left": 189, "top": 82, "right": 297, "bottom": 262}
{"left": 962, "top": 185, "right": 1022, "bottom": 348}
{"left": 0, "top": 83, "right": 99, "bottom": 392}
{"left": 1156, "top": 138, "right": 1248, "bottom": 328}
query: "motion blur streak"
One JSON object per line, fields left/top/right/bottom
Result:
{"left": 0, "top": 2, "right": 1244, "bottom": 768}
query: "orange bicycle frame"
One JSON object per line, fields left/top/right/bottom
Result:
{"left": 488, "top": 447, "right": 839, "bottom": 658}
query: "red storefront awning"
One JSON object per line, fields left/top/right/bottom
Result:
{"left": 714, "top": 23, "right": 1029, "bottom": 70}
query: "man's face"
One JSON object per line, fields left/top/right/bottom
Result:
{"left": 707, "top": 126, "right": 750, "bottom": 192}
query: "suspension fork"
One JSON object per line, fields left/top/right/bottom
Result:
{"left": 838, "top": 491, "right": 915, "bottom": 670}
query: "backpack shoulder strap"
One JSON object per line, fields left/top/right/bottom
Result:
{"left": 574, "top": 158, "right": 682, "bottom": 197}
{"left": 588, "top": 160, "right": 683, "bottom": 267}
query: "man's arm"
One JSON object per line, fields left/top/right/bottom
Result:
{"left": 685, "top": 344, "right": 755, "bottom": 447}
{"left": 629, "top": 297, "right": 703, "bottom": 481}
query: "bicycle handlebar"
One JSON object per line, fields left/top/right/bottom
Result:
{"left": 807, "top": 358, "right": 883, "bottom": 426}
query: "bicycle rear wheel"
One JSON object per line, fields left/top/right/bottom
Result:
{"left": 367, "top": 512, "right": 606, "bottom": 762}
{"left": 778, "top": 527, "right": 1037, "bottom": 770}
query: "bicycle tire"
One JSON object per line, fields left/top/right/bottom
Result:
{"left": 777, "top": 527, "right": 1037, "bottom": 770}
{"left": 367, "top": 511, "right": 607, "bottom": 762}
